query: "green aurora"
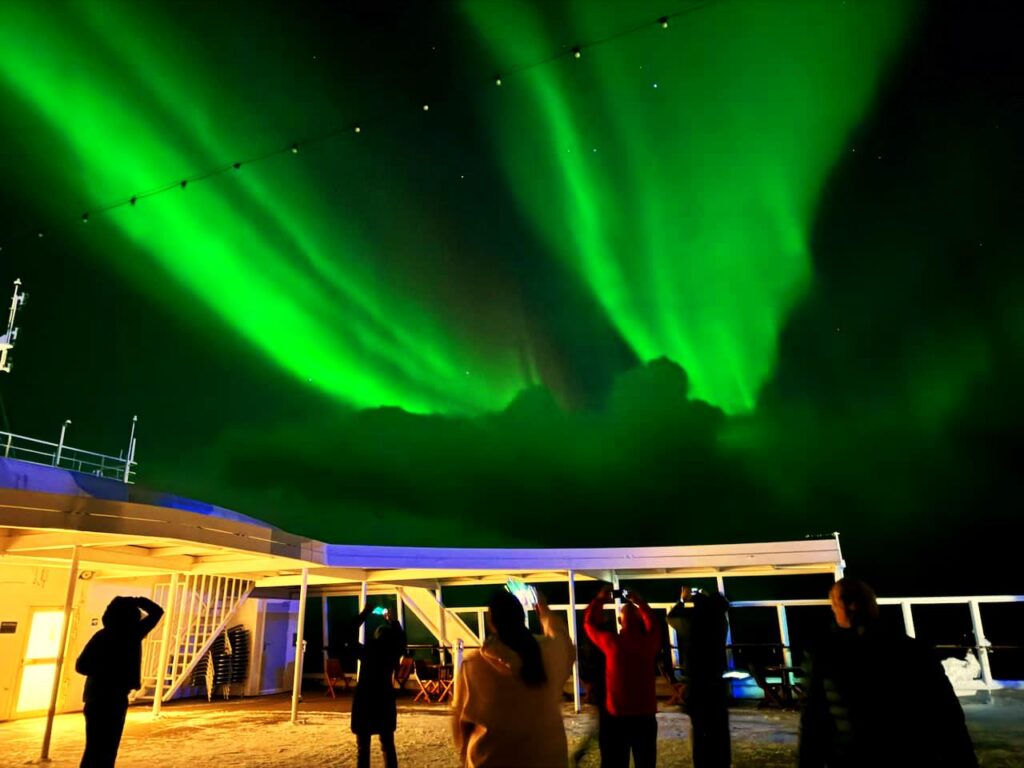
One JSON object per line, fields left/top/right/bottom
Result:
{"left": 0, "top": 0, "right": 912, "bottom": 415}
{"left": 464, "top": 0, "right": 913, "bottom": 411}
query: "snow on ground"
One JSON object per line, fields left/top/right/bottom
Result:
{"left": 3, "top": 691, "right": 1022, "bottom": 767}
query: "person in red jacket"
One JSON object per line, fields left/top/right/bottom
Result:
{"left": 584, "top": 585, "right": 663, "bottom": 768}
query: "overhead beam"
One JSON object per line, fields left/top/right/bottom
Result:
{"left": 1, "top": 546, "right": 193, "bottom": 572}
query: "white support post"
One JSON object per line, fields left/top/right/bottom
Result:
{"left": 776, "top": 604, "right": 793, "bottom": 685}
{"left": 901, "top": 602, "right": 916, "bottom": 638}
{"left": 290, "top": 569, "right": 309, "bottom": 725}
{"left": 358, "top": 581, "right": 368, "bottom": 677}
{"left": 669, "top": 624, "right": 681, "bottom": 668}
{"left": 611, "top": 571, "right": 622, "bottom": 634}
{"left": 123, "top": 415, "right": 137, "bottom": 483}
{"left": 40, "top": 546, "right": 79, "bottom": 762}
{"left": 833, "top": 532, "right": 845, "bottom": 579}
{"left": 968, "top": 600, "right": 994, "bottom": 689}
{"left": 395, "top": 589, "right": 404, "bottom": 629}
{"left": 321, "top": 597, "right": 330, "bottom": 667}
{"left": 477, "top": 610, "right": 487, "bottom": 644}
{"left": 455, "top": 638, "right": 465, "bottom": 682}
{"left": 181, "top": 574, "right": 199, "bottom": 662}
{"left": 717, "top": 575, "right": 735, "bottom": 670}
{"left": 152, "top": 573, "right": 180, "bottom": 715}
{"left": 567, "top": 569, "right": 581, "bottom": 714}
{"left": 436, "top": 587, "right": 448, "bottom": 665}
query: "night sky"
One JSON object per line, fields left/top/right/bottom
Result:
{"left": 0, "top": 1, "right": 1020, "bottom": 594}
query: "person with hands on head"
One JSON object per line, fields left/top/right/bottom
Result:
{"left": 76, "top": 595, "right": 165, "bottom": 768}
{"left": 452, "top": 585, "right": 574, "bottom": 767}
{"left": 346, "top": 603, "right": 407, "bottom": 768}
{"left": 584, "top": 585, "right": 662, "bottom": 768}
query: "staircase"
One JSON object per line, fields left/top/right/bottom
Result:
{"left": 133, "top": 574, "right": 253, "bottom": 704}
{"left": 399, "top": 586, "right": 480, "bottom": 656}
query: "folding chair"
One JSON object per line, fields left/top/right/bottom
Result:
{"left": 324, "top": 657, "right": 352, "bottom": 698}
{"left": 659, "top": 661, "right": 685, "bottom": 706}
{"left": 435, "top": 665, "right": 455, "bottom": 703}
{"left": 412, "top": 659, "right": 440, "bottom": 703}
{"left": 394, "top": 657, "right": 415, "bottom": 690}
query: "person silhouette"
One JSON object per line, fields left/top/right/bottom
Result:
{"left": 346, "top": 606, "right": 408, "bottom": 768}
{"left": 667, "top": 586, "right": 731, "bottom": 768}
{"left": 799, "top": 577, "right": 978, "bottom": 768}
{"left": 76, "top": 595, "right": 164, "bottom": 768}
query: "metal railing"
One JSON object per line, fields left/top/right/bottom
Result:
{"left": 1, "top": 429, "right": 137, "bottom": 483}
{"left": 446, "top": 594, "right": 1024, "bottom": 691}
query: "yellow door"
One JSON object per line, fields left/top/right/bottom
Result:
{"left": 14, "top": 609, "right": 65, "bottom": 716}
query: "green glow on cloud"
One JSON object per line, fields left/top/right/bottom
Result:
{"left": 463, "top": 0, "right": 914, "bottom": 411}
{"left": 0, "top": 1, "right": 526, "bottom": 414}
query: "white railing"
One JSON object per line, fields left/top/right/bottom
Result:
{"left": 718, "top": 594, "right": 1024, "bottom": 690}
{"left": 135, "top": 574, "right": 253, "bottom": 710}
{"left": 448, "top": 594, "right": 1024, "bottom": 690}
{"left": 1, "top": 429, "right": 137, "bottom": 483}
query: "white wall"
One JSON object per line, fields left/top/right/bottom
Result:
{"left": 245, "top": 598, "right": 298, "bottom": 696}
{"left": 0, "top": 564, "right": 71, "bottom": 721}
{"left": 1, "top": 568, "right": 300, "bottom": 720}
{"left": 60, "top": 577, "right": 157, "bottom": 713}
{"left": 0, "top": 563, "right": 159, "bottom": 721}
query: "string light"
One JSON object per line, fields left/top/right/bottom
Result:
{"left": 0, "top": 3, "right": 721, "bottom": 251}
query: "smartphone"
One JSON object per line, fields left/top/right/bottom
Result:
{"left": 372, "top": 605, "right": 388, "bottom": 616}
{"left": 506, "top": 577, "right": 538, "bottom": 607}
{"left": 611, "top": 588, "right": 627, "bottom": 600}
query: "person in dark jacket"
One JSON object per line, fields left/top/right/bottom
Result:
{"left": 798, "top": 577, "right": 978, "bottom": 768}
{"left": 584, "top": 586, "right": 662, "bottom": 768}
{"left": 76, "top": 595, "right": 164, "bottom": 768}
{"left": 346, "top": 605, "right": 407, "bottom": 768}
{"left": 667, "top": 586, "right": 731, "bottom": 768}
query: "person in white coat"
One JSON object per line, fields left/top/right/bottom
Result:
{"left": 452, "top": 587, "right": 575, "bottom": 767}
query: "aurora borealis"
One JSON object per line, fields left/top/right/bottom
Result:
{"left": 0, "top": 0, "right": 912, "bottom": 414}
{"left": 1, "top": 1, "right": 1021, "bottom": 593}
{"left": 464, "top": 0, "right": 912, "bottom": 411}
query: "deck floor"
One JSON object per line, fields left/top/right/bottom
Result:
{"left": 3, "top": 690, "right": 1021, "bottom": 767}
